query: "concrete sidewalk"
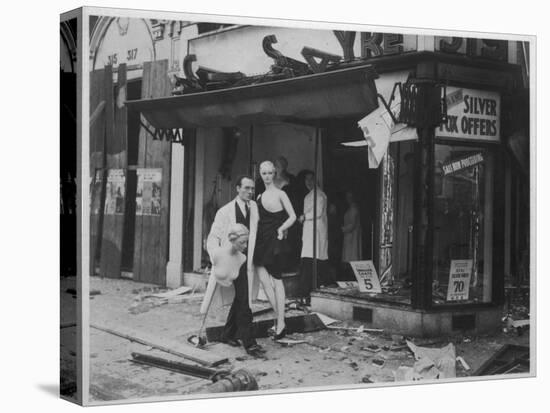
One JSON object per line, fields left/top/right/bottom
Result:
{"left": 80, "top": 277, "right": 529, "bottom": 402}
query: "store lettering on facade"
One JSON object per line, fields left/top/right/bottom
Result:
{"left": 437, "top": 37, "right": 508, "bottom": 61}
{"left": 333, "top": 31, "right": 405, "bottom": 60}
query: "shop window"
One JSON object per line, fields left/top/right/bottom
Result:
{"left": 432, "top": 144, "right": 494, "bottom": 305}
{"left": 379, "top": 141, "right": 415, "bottom": 304}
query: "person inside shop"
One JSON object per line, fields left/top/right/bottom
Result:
{"left": 327, "top": 194, "right": 344, "bottom": 282}
{"left": 274, "top": 156, "right": 301, "bottom": 270}
{"left": 340, "top": 190, "right": 363, "bottom": 280}
{"left": 253, "top": 161, "right": 297, "bottom": 340}
{"left": 203, "top": 175, "right": 265, "bottom": 357}
{"left": 298, "top": 170, "right": 330, "bottom": 305}
{"left": 273, "top": 156, "right": 296, "bottom": 190}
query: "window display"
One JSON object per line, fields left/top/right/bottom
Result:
{"left": 432, "top": 144, "right": 495, "bottom": 305}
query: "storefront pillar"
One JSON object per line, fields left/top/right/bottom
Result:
{"left": 411, "top": 126, "right": 435, "bottom": 309}
{"left": 166, "top": 142, "right": 185, "bottom": 288}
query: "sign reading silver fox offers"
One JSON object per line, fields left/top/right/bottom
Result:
{"left": 437, "top": 88, "right": 500, "bottom": 141}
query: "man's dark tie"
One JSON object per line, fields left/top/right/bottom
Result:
{"left": 245, "top": 203, "right": 250, "bottom": 218}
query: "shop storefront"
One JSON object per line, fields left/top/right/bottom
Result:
{"left": 125, "top": 26, "right": 529, "bottom": 336}
{"left": 88, "top": 18, "right": 197, "bottom": 282}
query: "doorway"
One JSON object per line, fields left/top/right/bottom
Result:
{"left": 323, "top": 120, "right": 380, "bottom": 278}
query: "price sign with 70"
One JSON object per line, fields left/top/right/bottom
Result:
{"left": 446, "top": 259, "right": 473, "bottom": 301}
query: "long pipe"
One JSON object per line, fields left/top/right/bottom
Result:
{"left": 249, "top": 124, "right": 254, "bottom": 176}
{"left": 312, "top": 128, "right": 319, "bottom": 289}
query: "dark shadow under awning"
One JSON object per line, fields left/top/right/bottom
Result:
{"left": 125, "top": 65, "right": 379, "bottom": 129}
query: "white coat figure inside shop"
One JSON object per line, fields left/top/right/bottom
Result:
{"left": 341, "top": 190, "right": 362, "bottom": 263}
{"left": 298, "top": 170, "right": 329, "bottom": 304}
{"left": 200, "top": 175, "right": 265, "bottom": 357}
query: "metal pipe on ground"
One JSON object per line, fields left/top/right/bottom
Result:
{"left": 198, "top": 370, "right": 258, "bottom": 393}
{"left": 130, "top": 353, "right": 258, "bottom": 393}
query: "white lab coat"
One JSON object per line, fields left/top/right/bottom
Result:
{"left": 301, "top": 188, "right": 328, "bottom": 260}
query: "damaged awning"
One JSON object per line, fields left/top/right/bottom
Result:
{"left": 125, "top": 65, "right": 379, "bottom": 129}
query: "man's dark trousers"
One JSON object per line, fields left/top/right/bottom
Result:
{"left": 221, "top": 203, "right": 256, "bottom": 348}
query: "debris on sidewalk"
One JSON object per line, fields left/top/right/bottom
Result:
{"left": 166, "top": 293, "right": 205, "bottom": 304}
{"left": 313, "top": 312, "right": 340, "bottom": 327}
{"left": 336, "top": 281, "right": 359, "bottom": 289}
{"left": 362, "top": 375, "right": 373, "bottom": 383}
{"left": 326, "top": 325, "right": 384, "bottom": 334}
{"left": 128, "top": 285, "right": 203, "bottom": 313}
{"left": 146, "top": 286, "right": 192, "bottom": 299}
{"left": 394, "top": 340, "right": 456, "bottom": 381}
{"left": 276, "top": 338, "right": 307, "bottom": 347}
{"left": 474, "top": 344, "right": 529, "bottom": 376}
{"left": 349, "top": 361, "right": 359, "bottom": 371}
{"left": 502, "top": 316, "right": 530, "bottom": 336}
{"left": 362, "top": 344, "right": 381, "bottom": 353}
{"left": 456, "top": 356, "right": 471, "bottom": 371}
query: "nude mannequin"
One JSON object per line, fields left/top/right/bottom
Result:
{"left": 210, "top": 224, "right": 249, "bottom": 288}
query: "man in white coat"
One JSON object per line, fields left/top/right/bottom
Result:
{"left": 201, "top": 175, "right": 264, "bottom": 356}
{"left": 298, "top": 171, "right": 329, "bottom": 304}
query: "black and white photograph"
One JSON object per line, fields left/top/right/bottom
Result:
{"left": 54, "top": 2, "right": 538, "bottom": 408}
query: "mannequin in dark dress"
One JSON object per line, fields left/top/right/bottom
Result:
{"left": 253, "top": 161, "right": 297, "bottom": 340}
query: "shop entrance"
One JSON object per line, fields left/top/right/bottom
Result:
{"left": 323, "top": 120, "right": 380, "bottom": 280}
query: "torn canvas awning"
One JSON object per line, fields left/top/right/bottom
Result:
{"left": 358, "top": 73, "right": 418, "bottom": 168}
{"left": 125, "top": 65, "right": 379, "bottom": 129}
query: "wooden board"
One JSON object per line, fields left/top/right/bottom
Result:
{"left": 100, "top": 64, "right": 127, "bottom": 279}
{"left": 91, "top": 323, "right": 228, "bottom": 367}
{"left": 205, "top": 313, "right": 326, "bottom": 342}
{"left": 133, "top": 60, "right": 172, "bottom": 285}
{"left": 89, "top": 68, "right": 107, "bottom": 275}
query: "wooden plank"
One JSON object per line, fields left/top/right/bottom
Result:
{"left": 132, "top": 61, "right": 152, "bottom": 283}
{"left": 133, "top": 60, "right": 171, "bottom": 285}
{"left": 91, "top": 323, "right": 228, "bottom": 367}
{"left": 89, "top": 69, "right": 106, "bottom": 275}
{"left": 111, "top": 63, "right": 128, "bottom": 168}
{"left": 205, "top": 313, "right": 326, "bottom": 342}
{"left": 89, "top": 69, "right": 106, "bottom": 170}
{"left": 99, "top": 64, "right": 128, "bottom": 279}
{"left": 183, "top": 130, "right": 196, "bottom": 272}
